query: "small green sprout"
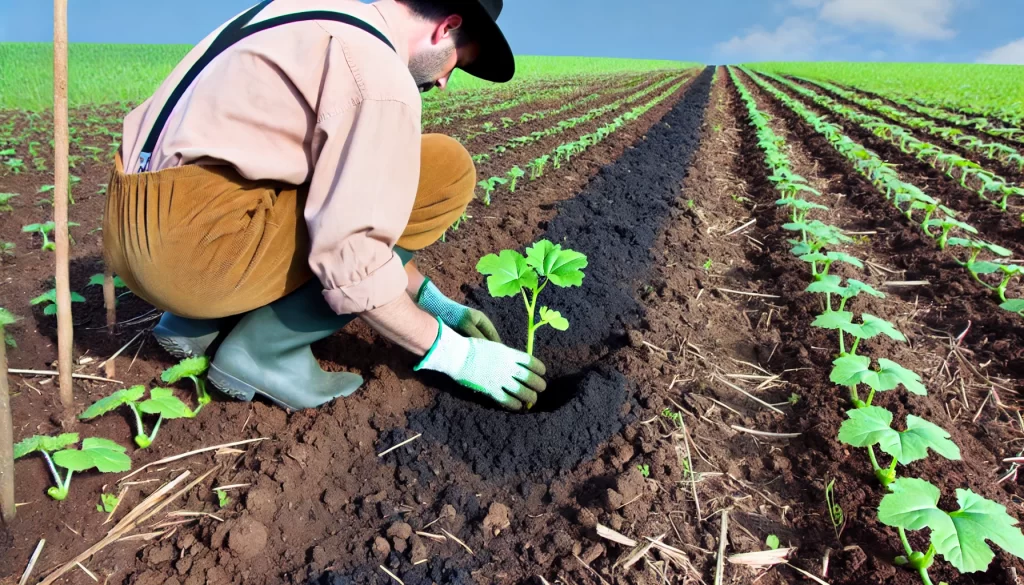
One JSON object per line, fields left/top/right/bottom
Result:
{"left": 787, "top": 393, "right": 800, "bottom": 406}
{"left": 1, "top": 308, "right": 18, "bottom": 349}
{"left": 528, "top": 155, "right": 550, "bottom": 180}
{"left": 162, "top": 356, "right": 212, "bottom": 412}
{"left": 21, "top": 221, "right": 79, "bottom": 251}
{"left": 703, "top": 259, "right": 713, "bottom": 272}
{"left": 13, "top": 434, "right": 131, "bottom": 500}
{"left": 97, "top": 492, "right": 119, "bottom": 513}
{"left": 766, "top": 534, "right": 780, "bottom": 550}
{"left": 506, "top": 166, "right": 525, "bottom": 192}
{"left": 80, "top": 385, "right": 194, "bottom": 449}
{"left": 0, "top": 192, "right": 18, "bottom": 212}
{"left": 661, "top": 408, "right": 683, "bottom": 428}
{"left": 637, "top": 464, "right": 650, "bottom": 478}
{"left": 477, "top": 176, "right": 507, "bottom": 206}
{"left": 4, "top": 158, "right": 25, "bottom": 174}
{"left": 88, "top": 273, "right": 127, "bottom": 289}
{"left": 477, "top": 240, "right": 587, "bottom": 357}
{"left": 0, "top": 242, "right": 14, "bottom": 258}
{"left": 825, "top": 478, "right": 845, "bottom": 540}
{"left": 217, "top": 490, "right": 232, "bottom": 508}
{"left": 30, "top": 288, "right": 86, "bottom": 316}
{"left": 481, "top": 121, "right": 496, "bottom": 133}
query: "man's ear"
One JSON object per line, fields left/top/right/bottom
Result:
{"left": 433, "top": 14, "right": 463, "bottom": 44}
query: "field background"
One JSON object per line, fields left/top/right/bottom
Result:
{"left": 0, "top": 43, "right": 693, "bottom": 110}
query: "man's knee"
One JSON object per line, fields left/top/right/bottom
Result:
{"left": 419, "top": 133, "right": 476, "bottom": 208}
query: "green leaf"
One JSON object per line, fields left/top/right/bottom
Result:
{"left": 80, "top": 385, "right": 146, "bottom": 420}
{"left": 52, "top": 437, "right": 132, "bottom": 473}
{"left": 830, "top": 355, "right": 873, "bottom": 388}
{"left": 875, "top": 358, "right": 927, "bottom": 395}
{"left": 525, "top": 240, "right": 588, "bottom": 287}
{"left": 138, "top": 388, "right": 194, "bottom": 419}
{"left": 161, "top": 356, "right": 210, "bottom": 384}
{"left": 13, "top": 433, "right": 79, "bottom": 459}
{"left": 476, "top": 250, "right": 537, "bottom": 298}
{"left": 97, "top": 492, "right": 120, "bottom": 513}
{"left": 844, "top": 279, "right": 885, "bottom": 300}
{"left": 806, "top": 275, "right": 845, "bottom": 295}
{"left": 0, "top": 308, "right": 19, "bottom": 327}
{"left": 800, "top": 252, "right": 829, "bottom": 264}
{"left": 766, "top": 534, "right": 781, "bottom": 550}
{"left": 539, "top": 306, "right": 569, "bottom": 331}
{"left": 830, "top": 356, "right": 925, "bottom": 394}
{"left": 30, "top": 290, "right": 56, "bottom": 305}
{"left": 838, "top": 407, "right": 959, "bottom": 464}
{"left": 812, "top": 311, "right": 859, "bottom": 336}
{"left": 879, "top": 478, "right": 1024, "bottom": 573}
{"left": 87, "top": 274, "right": 127, "bottom": 288}
{"left": 826, "top": 252, "right": 864, "bottom": 269}
{"left": 858, "top": 314, "right": 907, "bottom": 342}
{"left": 1002, "top": 300, "right": 1024, "bottom": 314}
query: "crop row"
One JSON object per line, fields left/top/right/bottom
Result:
{"left": 796, "top": 77, "right": 1023, "bottom": 173}
{"left": 445, "top": 76, "right": 688, "bottom": 237}
{"left": 758, "top": 72, "right": 1024, "bottom": 213}
{"left": 729, "top": 65, "right": 1024, "bottom": 585}
{"left": 740, "top": 68, "right": 1022, "bottom": 319}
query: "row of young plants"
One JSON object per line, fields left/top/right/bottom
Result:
{"left": 455, "top": 72, "right": 668, "bottom": 146}
{"left": 444, "top": 76, "right": 687, "bottom": 238}
{"left": 740, "top": 69, "right": 1024, "bottom": 319}
{"left": 758, "top": 72, "right": 1024, "bottom": 213}
{"left": 729, "top": 66, "right": 1024, "bottom": 585}
{"left": 837, "top": 85, "right": 1024, "bottom": 149}
{"left": 11, "top": 357, "right": 210, "bottom": 502}
{"left": 477, "top": 73, "right": 685, "bottom": 160}
{"left": 797, "top": 77, "right": 1024, "bottom": 174}
{"left": 901, "top": 93, "right": 1024, "bottom": 133}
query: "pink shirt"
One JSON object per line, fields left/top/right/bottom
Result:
{"left": 120, "top": 0, "right": 421, "bottom": 314}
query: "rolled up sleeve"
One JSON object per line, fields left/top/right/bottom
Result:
{"left": 306, "top": 98, "right": 421, "bottom": 315}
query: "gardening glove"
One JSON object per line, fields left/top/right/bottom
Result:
{"left": 416, "top": 278, "right": 501, "bottom": 343}
{"left": 415, "top": 318, "right": 547, "bottom": 410}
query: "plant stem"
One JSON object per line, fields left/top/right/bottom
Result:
{"left": 849, "top": 336, "right": 861, "bottom": 356}
{"left": 867, "top": 445, "right": 883, "bottom": 474}
{"left": 839, "top": 331, "right": 847, "bottom": 356}
{"left": 129, "top": 402, "right": 146, "bottom": 438}
{"left": 865, "top": 388, "right": 876, "bottom": 407}
{"left": 898, "top": 527, "right": 914, "bottom": 557}
{"left": 148, "top": 416, "right": 164, "bottom": 445}
{"left": 849, "top": 385, "right": 862, "bottom": 406}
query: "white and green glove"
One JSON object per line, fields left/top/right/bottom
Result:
{"left": 416, "top": 318, "right": 547, "bottom": 410}
{"left": 416, "top": 278, "right": 501, "bottom": 343}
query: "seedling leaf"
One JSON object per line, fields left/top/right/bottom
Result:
{"left": 476, "top": 250, "right": 538, "bottom": 298}
{"left": 97, "top": 493, "right": 119, "bottom": 513}
{"left": 138, "top": 388, "right": 194, "bottom": 419}
{"left": 766, "top": 535, "right": 781, "bottom": 550}
{"left": 539, "top": 306, "right": 569, "bottom": 331}
{"left": 80, "top": 385, "right": 146, "bottom": 420}
{"left": 838, "top": 407, "right": 960, "bottom": 464}
{"left": 1002, "top": 300, "right": 1024, "bottom": 314}
{"left": 53, "top": 437, "right": 132, "bottom": 473}
{"left": 858, "top": 314, "right": 907, "bottom": 342}
{"left": 879, "top": 478, "right": 1024, "bottom": 573}
{"left": 13, "top": 433, "right": 79, "bottom": 459}
{"left": 161, "top": 356, "right": 210, "bottom": 384}
{"left": 875, "top": 358, "right": 927, "bottom": 395}
{"left": 526, "top": 240, "right": 588, "bottom": 287}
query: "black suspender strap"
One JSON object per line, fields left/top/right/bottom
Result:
{"left": 136, "top": 0, "right": 396, "bottom": 172}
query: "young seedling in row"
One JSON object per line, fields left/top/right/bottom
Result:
{"left": 162, "top": 356, "right": 212, "bottom": 413}
{"left": 477, "top": 176, "right": 507, "bottom": 206}
{"left": 807, "top": 276, "right": 885, "bottom": 313}
{"left": 481, "top": 121, "right": 496, "bottom": 133}
{"left": 879, "top": 478, "right": 1024, "bottom": 585}
{"left": 4, "top": 158, "right": 25, "bottom": 174}
{"left": 80, "top": 385, "right": 195, "bottom": 448}
{"left": 776, "top": 196, "right": 829, "bottom": 224}
{"left": 97, "top": 492, "right": 119, "bottom": 513}
{"left": 948, "top": 238, "right": 1012, "bottom": 284}
{"left": 831, "top": 354, "right": 926, "bottom": 407}
{"left": 838, "top": 407, "right": 959, "bottom": 486}
{"left": 0, "top": 242, "right": 14, "bottom": 260}
{"left": 477, "top": 239, "right": 587, "bottom": 356}
{"left": 13, "top": 434, "right": 132, "bottom": 500}
{"left": 217, "top": 490, "right": 232, "bottom": 508}
{"left": 799, "top": 251, "right": 863, "bottom": 280}
{"left": 923, "top": 217, "right": 978, "bottom": 250}
{"left": 471, "top": 153, "right": 490, "bottom": 164}
{"left": 21, "top": 221, "right": 79, "bottom": 251}
{"left": 825, "top": 478, "right": 845, "bottom": 541}
{"left": 500, "top": 117, "right": 514, "bottom": 128}
{"left": 528, "top": 155, "right": 550, "bottom": 180}
{"left": 31, "top": 288, "right": 86, "bottom": 316}
{"left": 506, "top": 166, "right": 525, "bottom": 193}
{"left": 812, "top": 311, "right": 906, "bottom": 357}
{"left": 0, "top": 192, "right": 17, "bottom": 212}
{"left": 784, "top": 219, "right": 854, "bottom": 257}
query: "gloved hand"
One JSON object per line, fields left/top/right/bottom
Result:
{"left": 416, "top": 319, "right": 546, "bottom": 410}
{"left": 416, "top": 278, "right": 501, "bottom": 343}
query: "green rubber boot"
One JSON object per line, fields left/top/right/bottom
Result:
{"left": 153, "top": 313, "right": 222, "bottom": 358}
{"left": 207, "top": 279, "right": 361, "bottom": 410}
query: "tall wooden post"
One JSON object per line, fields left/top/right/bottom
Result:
{"left": 0, "top": 322, "right": 14, "bottom": 523}
{"left": 53, "top": 0, "right": 75, "bottom": 414}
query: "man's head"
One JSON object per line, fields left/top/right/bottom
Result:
{"left": 393, "top": 0, "right": 514, "bottom": 92}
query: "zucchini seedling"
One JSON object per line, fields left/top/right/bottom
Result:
{"left": 13, "top": 434, "right": 131, "bottom": 500}
{"left": 162, "top": 357, "right": 212, "bottom": 413}
{"left": 21, "top": 221, "right": 80, "bottom": 251}
{"left": 506, "top": 166, "right": 525, "bottom": 193}
{"left": 476, "top": 239, "right": 587, "bottom": 356}
{"left": 31, "top": 288, "right": 85, "bottom": 316}
{"left": 80, "top": 385, "right": 195, "bottom": 448}
{"left": 477, "top": 176, "right": 507, "bottom": 206}
{"left": 879, "top": 477, "right": 1024, "bottom": 585}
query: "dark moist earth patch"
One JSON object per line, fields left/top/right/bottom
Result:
{"left": 402, "top": 69, "right": 713, "bottom": 480}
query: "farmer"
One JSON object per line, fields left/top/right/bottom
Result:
{"left": 103, "top": 0, "right": 547, "bottom": 412}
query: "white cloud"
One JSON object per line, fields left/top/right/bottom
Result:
{"left": 790, "top": 0, "right": 823, "bottom": 7}
{"left": 714, "top": 17, "right": 819, "bottom": 61}
{"left": 817, "top": 0, "right": 956, "bottom": 40}
{"left": 977, "top": 38, "right": 1024, "bottom": 64}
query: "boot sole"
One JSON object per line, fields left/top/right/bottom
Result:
{"left": 155, "top": 335, "right": 204, "bottom": 360}
{"left": 207, "top": 364, "right": 300, "bottom": 411}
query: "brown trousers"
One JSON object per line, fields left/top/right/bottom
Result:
{"left": 103, "top": 134, "right": 475, "bottom": 319}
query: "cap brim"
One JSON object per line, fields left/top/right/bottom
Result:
{"left": 459, "top": 5, "right": 515, "bottom": 83}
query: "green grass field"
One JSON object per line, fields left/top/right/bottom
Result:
{"left": 749, "top": 62, "right": 1024, "bottom": 121}
{"left": 0, "top": 43, "right": 692, "bottom": 110}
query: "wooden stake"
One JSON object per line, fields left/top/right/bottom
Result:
{"left": 53, "top": 0, "right": 75, "bottom": 414}
{"left": 103, "top": 270, "right": 117, "bottom": 378}
{"left": 0, "top": 325, "right": 14, "bottom": 523}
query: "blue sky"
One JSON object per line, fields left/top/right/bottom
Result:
{"left": 1, "top": 0, "right": 1022, "bottom": 64}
